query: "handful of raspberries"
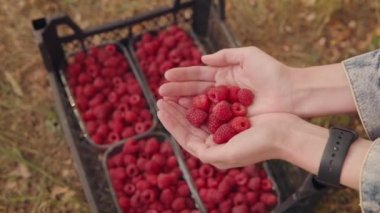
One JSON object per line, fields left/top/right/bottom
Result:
{"left": 186, "top": 86, "right": 254, "bottom": 144}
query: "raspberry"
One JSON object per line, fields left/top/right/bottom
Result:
{"left": 195, "top": 178, "right": 206, "bottom": 188}
{"left": 157, "top": 174, "right": 173, "bottom": 189}
{"left": 104, "top": 56, "right": 120, "bottom": 67}
{"left": 192, "top": 94, "right": 210, "bottom": 111}
{"left": 207, "top": 178, "right": 219, "bottom": 188}
{"left": 167, "top": 155, "right": 177, "bottom": 168}
{"left": 152, "top": 154, "right": 166, "bottom": 167}
{"left": 141, "top": 189, "right": 156, "bottom": 204}
{"left": 260, "top": 192, "right": 277, "bottom": 207}
{"left": 130, "top": 193, "right": 141, "bottom": 208}
{"left": 232, "top": 204, "right": 249, "bottom": 213}
{"left": 104, "top": 44, "right": 117, "bottom": 55}
{"left": 134, "top": 122, "right": 148, "bottom": 134}
{"left": 237, "top": 88, "right": 254, "bottom": 106}
{"left": 172, "top": 197, "right": 186, "bottom": 211}
{"left": 246, "top": 192, "right": 258, "bottom": 203}
{"left": 207, "top": 114, "right": 223, "bottom": 133}
{"left": 248, "top": 177, "right": 261, "bottom": 191}
{"left": 123, "top": 183, "right": 136, "bottom": 195}
{"left": 231, "top": 102, "right": 247, "bottom": 116}
{"left": 160, "top": 142, "right": 173, "bottom": 156}
{"left": 251, "top": 202, "right": 266, "bottom": 213}
{"left": 230, "top": 116, "right": 251, "bottom": 133}
{"left": 178, "top": 184, "right": 190, "bottom": 197}
{"left": 186, "top": 157, "right": 198, "bottom": 169}
{"left": 211, "top": 101, "right": 233, "bottom": 122}
{"left": 129, "top": 94, "right": 141, "bottom": 105}
{"left": 94, "top": 77, "right": 106, "bottom": 89}
{"left": 213, "top": 124, "right": 236, "bottom": 144}
{"left": 121, "top": 127, "right": 135, "bottom": 138}
{"left": 92, "top": 133, "right": 104, "bottom": 144}
{"left": 191, "top": 169, "right": 198, "bottom": 178}
{"left": 207, "top": 86, "right": 229, "bottom": 103}
{"left": 146, "top": 174, "right": 158, "bottom": 185}
{"left": 160, "top": 188, "right": 174, "bottom": 206}
{"left": 118, "top": 196, "right": 130, "bottom": 209}
{"left": 186, "top": 107, "right": 208, "bottom": 127}
{"left": 219, "top": 200, "right": 232, "bottom": 213}
{"left": 113, "top": 120, "right": 125, "bottom": 133}
{"left": 107, "top": 131, "right": 120, "bottom": 143}
{"left": 199, "top": 164, "right": 214, "bottom": 178}
{"left": 123, "top": 154, "right": 136, "bottom": 165}
{"left": 228, "top": 86, "right": 240, "bottom": 102}
{"left": 145, "top": 138, "right": 160, "bottom": 155}
{"left": 261, "top": 179, "right": 273, "bottom": 191}
{"left": 234, "top": 172, "right": 248, "bottom": 186}
{"left": 233, "top": 193, "right": 246, "bottom": 205}
{"left": 144, "top": 161, "right": 160, "bottom": 174}
{"left": 137, "top": 158, "right": 148, "bottom": 169}
{"left": 110, "top": 168, "right": 126, "bottom": 180}
{"left": 126, "top": 164, "right": 139, "bottom": 177}
{"left": 89, "top": 93, "right": 105, "bottom": 107}
{"left": 108, "top": 91, "right": 119, "bottom": 104}
{"left": 93, "top": 103, "right": 112, "bottom": 121}
{"left": 123, "top": 139, "right": 139, "bottom": 154}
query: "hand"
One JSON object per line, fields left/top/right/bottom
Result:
{"left": 157, "top": 99, "right": 302, "bottom": 169}
{"left": 159, "top": 47, "right": 295, "bottom": 116}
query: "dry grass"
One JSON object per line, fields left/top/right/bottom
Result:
{"left": 0, "top": 0, "right": 379, "bottom": 212}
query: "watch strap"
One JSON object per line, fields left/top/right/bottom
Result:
{"left": 316, "top": 126, "right": 358, "bottom": 188}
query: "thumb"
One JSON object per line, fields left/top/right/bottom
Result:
{"left": 201, "top": 47, "right": 247, "bottom": 66}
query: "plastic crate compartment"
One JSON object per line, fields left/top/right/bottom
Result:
{"left": 103, "top": 132, "right": 206, "bottom": 212}
{"left": 61, "top": 43, "right": 157, "bottom": 149}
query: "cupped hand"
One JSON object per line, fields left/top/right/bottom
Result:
{"left": 159, "top": 47, "right": 295, "bottom": 116}
{"left": 157, "top": 99, "right": 301, "bottom": 169}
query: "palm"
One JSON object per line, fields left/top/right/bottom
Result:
{"left": 159, "top": 47, "right": 294, "bottom": 116}
{"left": 157, "top": 99, "right": 298, "bottom": 169}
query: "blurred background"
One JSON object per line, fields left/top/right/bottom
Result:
{"left": 0, "top": 0, "right": 379, "bottom": 212}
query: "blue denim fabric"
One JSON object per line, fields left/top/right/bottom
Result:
{"left": 343, "top": 49, "right": 380, "bottom": 213}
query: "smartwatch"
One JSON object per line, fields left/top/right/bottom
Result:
{"left": 315, "top": 126, "right": 358, "bottom": 188}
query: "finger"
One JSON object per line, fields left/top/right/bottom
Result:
{"left": 163, "top": 96, "right": 178, "bottom": 102}
{"left": 178, "top": 97, "right": 192, "bottom": 108}
{"left": 165, "top": 66, "right": 217, "bottom": 82}
{"left": 157, "top": 100, "right": 209, "bottom": 151}
{"left": 201, "top": 48, "right": 247, "bottom": 66}
{"left": 159, "top": 81, "right": 214, "bottom": 97}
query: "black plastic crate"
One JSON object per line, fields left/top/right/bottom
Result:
{"left": 32, "top": 0, "right": 323, "bottom": 212}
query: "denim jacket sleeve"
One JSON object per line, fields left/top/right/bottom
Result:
{"left": 342, "top": 49, "right": 380, "bottom": 213}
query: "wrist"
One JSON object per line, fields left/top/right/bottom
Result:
{"left": 289, "top": 64, "right": 356, "bottom": 117}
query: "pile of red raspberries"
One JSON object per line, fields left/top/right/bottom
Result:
{"left": 187, "top": 86, "right": 254, "bottom": 144}
{"left": 66, "top": 44, "right": 153, "bottom": 145}
{"left": 134, "top": 26, "right": 202, "bottom": 99}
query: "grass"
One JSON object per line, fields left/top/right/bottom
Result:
{"left": 0, "top": 0, "right": 379, "bottom": 212}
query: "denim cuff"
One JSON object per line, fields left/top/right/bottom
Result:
{"left": 342, "top": 49, "right": 380, "bottom": 140}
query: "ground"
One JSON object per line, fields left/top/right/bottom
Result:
{"left": 0, "top": 0, "right": 379, "bottom": 212}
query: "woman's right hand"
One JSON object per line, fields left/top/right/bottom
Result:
{"left": 159, "top": 47, "right": 296, "bottom": 116}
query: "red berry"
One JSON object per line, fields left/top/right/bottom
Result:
{"left": 107, "top": 131, "right": 120, "bottom": 143}
{"left": 110, "top": 168, "right": 126, "bottom": 180}
{"left": 235, "top": 172, "right": 248, "bottom": 186}
{"left": 230, "top": 116, "right": 251, "bottom": 133}
{"left": 233, "top": 192, "right": 246, "bottom": 205}
{"left": 248, "top": 177, "right": 261, "bottom": 191}
{"left": 261, "top": 179, "right": 273, "bottom": 191}
{"left": 199, "top": 164, "right": 214, "bottom": 178}
{"left": 228, "top": 86, "right": 240, "bottom": 102}
{"left": 213, "top": 124, "right": 236, "bottom": 144}
{"left": 246, "top": 192, "right": 258, "bottom": 203}
{"left": 237, "top": 88, "right": 254, "bottom": 106}
{"left": 160, "top": 188, "right": 174, "bottom": 206}
{"left": 207, "top": 114, "right": 223, "bottom": 134}
{"left": 141, "top": 189, "right": 156, "bottom": 204}
{"left": 104, "top": 44, "right": 117, "bottom": 55}
{"left": 186, "top": 107, "right": 208, "bottom": 127}
{"left": 219, "top": 200, "right": 232, "bottom": 213}
{"left": 121, "top": 127, "right": 135, "bottom": 138}
{"left": 134, "top": 122, "right": 147, "bottom": 134}
{"left": 126, "top": 164, "right": 139, "bottom": 177}
{"left": 167, "top": 155, "right": 178, "bottom": 168}
{"left": 144, "top": 160, "right": 160, "bottom": 174}
{"left": 211, "top": 101, "right": 233, "bottom": 122}
{"left": 152, "top": 154, "right": 166, "bottom": 167}
{"left": 207, "top": 86, "right": 229, "bottom": 102}
{"left": 178, "top": 184, "right": 190, "bottom": 197}
{"left": 192, "top": 94, "right": 210, "bottom": 111}
{"left": 157, "top": 174, "right": 173, "bottom": 189}
{"left": 123, "top": 155, "right": 136, "bottom": 164}
{"left": 172, "top": 197, "right": 186, "bottom": 211}
{"left": 123, "top": 183, "right": 136, "bottom": 195}
{"left": 232, "top": 204, "right": 249, "bottom": 213}
{"left": 118, "top": 196, "right": 130, "bottom": 209}
{"left": 251, "top": 202, "right": 266, "bottom": 213}
{"left": 145, "top": 138, "right": 160, "bottom": 155}
{"left": 231, "top": 102, "right": 247, "bottom": 116}
{"left": 260, "top": 192, "right": 277, "bottom": 207}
